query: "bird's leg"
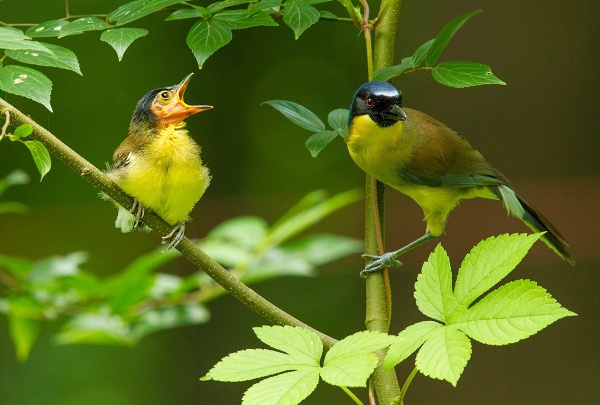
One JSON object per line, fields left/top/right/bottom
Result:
{"left": 162, "top": 223, "right": 185, "bottom": 252}
{"left": 360, "top": 232, "right": 435, "bottom": 277}
{"left": 130, "top": 198, "right": 145, "bottom": 227}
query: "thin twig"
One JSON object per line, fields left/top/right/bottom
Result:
{"left": 0, "top": 110, "right": 10, "bottom": 141}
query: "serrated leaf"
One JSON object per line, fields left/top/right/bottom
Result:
{"left": 254, "top": 325, "right": 323, "bottom": 362}
{"left": 0, "top": 65, "right": 53, "bottom": 111}
{"left": 327, "top": 108, "right": 348, "bottom": 131}
{"left": 58, "top": 17, "right": 111, "bottom": 38}
{"left": 262, "top": 100, "right": 325, "bottom": 132}
{"left": 324, "top": 330, "right": 396, "bottom": 364}
{"left": 24, "top": 140, "right": 51, "bottom": 181}
{"left": 415, "top": 326, "right": 471, "bottom": 387}
{"left": 385, "top": 321, "right": 443, "bottom": 368}
{"left": 204, "top": 349, "right": 310, "bottom": 381}
{"left": 8, "top": 314, "right": 39, "bottom": 362}
{"left": 320, "top": 353, "right": 378, "bottom": 387}
{"left": 452, "top": 233, "right": 541, "bottom": 314}
{"left": 100, "top": 28, "right": 148, "bottom": 61}
{"left": 25, "top": 20, "right": 69, "bottom": 38}
{"left": 108, "top": 0, "right": 186, "bottom": 25}
{"left": 54, "top": 313, "right": 133, "bottom": 346}
{"left": 165, "top": 9, "right": 203, "bottom": 21}
{"left": 13, "top": 124, "right": 32, "bottom": 139}
{"left": 453, "top": 279, "right": 576, "bottom": 345}
{"left": 414, "top": 244, "right": 458, "bottom": 322}
{"left": 432, "top": 61, "right": 505, "bottom": 88}
{"left": 425, "top": 9, "right": 482, "bottom": 66}
{"left": 186, "top": 19, "right": 232, "bottom": 68}
{"left": 283, "top": 0, "right": 320, "bottom": 39}
{"left": 133, "top": 303, "right": 210, "bottom": 339}
{"left": 213, "top": 10, "right": 278, "bottom": 29}
{"left": 5, "top": 43, "right": 82, "bottom": 75}
{"left": 0, "top": 27, "right": 54, "bottom": 55}
{"left": 305, "top": 130, "right": 338, "bottom": 157}
{"left": 242, "top": 369, "right": 320, "bottom": 405}
{"left": 411, "top": 38, "right": 435, "bottom": 67}
{"left": 372, "top": 56, "right": 414, "bottom": 82}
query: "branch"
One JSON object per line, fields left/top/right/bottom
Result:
{"left": 0, "top": 97, "right": 338, "bottom": 349}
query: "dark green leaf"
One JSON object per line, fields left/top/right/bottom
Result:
{"left": 411, "top": 38, "right": 435, "bottom": 67}
{"left": 213, "top": 10, "right": 278, "bottom": 29}
{"left": 58, "top": 17, "right": 111, "bottom": 38}
{"left": 165, "top": 9, "right": 203, "bottom": 21}
{"left": 0, "top": 65, "right": 53, "bottom": 111}
{"left": 208, "top": 0, "right": 253, "bottom": 13}
{"left": 8, "top": 314, "right": 39, "bottom": 361}
{"left": 305, "top": 130, "right": 338, "bottom": 157}
{"left": 186, "top": 19, "right": 233, "bottom": 68}
{"left": 24, "top": 140, "right": 51, "bottom": 180}
{"left": 319, "top": 10, "right": 338, "bottom": 19}
{"left": 372, "top": 56, "right": 414, "bottom": 82}
{"left": 262, "top": 100, "right": 325, "bottom": 132}
{"left": 133, "top": 303, "right": 210, "bottom": 339}
{"left": 249, "top": 0, "right": 282, "bottom": 13}
{"left": 108, "top": 0, "right": 186, "bottom": 25}
{"left": 54, "top": 313, "right": 133, "bottom": 346}
{"left": 13, "top": 124, "right": 32, "bottom": 139}
{"left": 432, "top": 61, "right": 506, "bottom": 88}
{"left": 25, "top": 20, "right": 69, "bottom": 38}
{"left": 100, "top": 28, "right": 149, "bottom": 61}
{"left": 327, "top": 108, "right": 348, "bottom": 131}
{"left": 0, "top": 202, "right": 28, "bottom": 215}
{"left": 0, "top": 27, "right": 54, "bottom": 55}
{"left": 425, "top": 9, "right": 482, "bottom": 66}
{"left": 5, "top": 43, "right": 82, "bottom": 75}
{"left": 283, "top": 0, "right": 320, "bottom": 39}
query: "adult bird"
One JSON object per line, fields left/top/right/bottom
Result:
{"left": 105, "top": 73, "right": 212, "bottom": 250}
{"left": 344, "top": 81, "right": 574, "bottom": 275}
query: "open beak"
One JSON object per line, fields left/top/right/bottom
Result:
{"left": 164, "top": 73, "right": 212, "bottom": 125}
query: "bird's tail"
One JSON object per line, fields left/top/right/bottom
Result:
{"left": 495, "top": 185, "right": 575, "bottom": 265}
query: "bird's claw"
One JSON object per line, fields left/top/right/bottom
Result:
{"left": 360, "top": 252, "right": 402, "bottom": 277}
{"left": 162, "top": 223, "right": 185, "bottom": 252}
{"left": 130, "top": 199, "right": 145, "bottom": 227}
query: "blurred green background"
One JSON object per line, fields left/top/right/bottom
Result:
{"left": 1, "top": 0, "right": 599, "bottom": 403}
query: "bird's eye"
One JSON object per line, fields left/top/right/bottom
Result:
{"left": 159, "top": 91, "right": 171, "bottom": 101}
{"left": 365, "top": 98, "right": 375, "bottom": 108}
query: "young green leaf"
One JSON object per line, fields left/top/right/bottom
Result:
{"left": 305, "top": 130, "right": 338, "bottom": 157}
{"left": 186, "top": 19, "right": 233, "bottom": 68}
{"left": 213, "top": 9, "right": 278, "bottom": 30}
{"left": 26, "top": 251, "right": 87, "bottom": 283}
{"left": 206, "top": 216, "right": 269, "bottom": 250}
{"left": 25, "top": 20, "right": 69, "bottom": 38}
{"left": 411, "top": 38, "right": 435, "bottom": 67}
{"left": 165, "top": 9, "right": 203, "bottom": 21}
{"left": 385, "top": 321, "right": 443, "bottom": 368}
{"left": 108, "top": 0, "right": 186, "bottom": 25}
{"left": 425, "top": 9, "right": 482, "bottom": 66}
{"left": 254, "top": 325, "right": 323, "bottom": 361}
{"left": 242, "top": 369, "right": 320, "bottom": 405}
{"left": 372, "top": 56, "right": 414, "bottom": 82}
{"left": 283, "top": 0, "right": 320, "bottom": 39}
{"left": 54, "top": 313, "right": 133, "bottom": 346}
{"left": 133, "top": 303, "right": 210, "bottom": 339}
{"left": 8, "top": 313, "right": 39, "bottom": 362}
{"left": 58, "top": 17, "right": 111, "bottom": 38}
{"left": 415, "top": 326, "right": 471, "bottom": 387}
{"left": 453, "top": 280, "right": 576, "bottom": 345}
{"left": 100, "top": 28, "right": 149, "bottom": 61}
{"left": 281, "top": 234, "right": 362, "bottom": 267}
{"left": 327, "top": 108, "right": 348, "bottom": 132}
{"left": 5, "top": 43, "right": 82, "bottom": 75}
{"left": 262, "top": 100, "right": 325, "bottom": 132}
{"left": 24, "top": 141, "right": 51, "bottom": 181}
{"left": 0, "top": 65, "right": 53, "bottom": 111}
{"left": 13, "top": 124, "right": 33, "bottom": 140}
{"left": 432, "top": 61, "right": 505, "bottom": 88}
{"left": 0, "top": 27, "right": 55, "bottom": 55}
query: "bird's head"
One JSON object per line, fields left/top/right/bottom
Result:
{"left": 130, "top": 73, "right": 212, "bottom": 129}
{"left": 348, "top": 81, "right": 407, "bottom": 128}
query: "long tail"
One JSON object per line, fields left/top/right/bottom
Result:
{"left": 495, "top": 185, "right": 575, "bottom": 265}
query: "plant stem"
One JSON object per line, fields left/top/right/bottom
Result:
{"left": 340, "top": 385, "right": 365, "bottom": 405}
{"left": 0, "top": 98, "right": 338, "bottom": 349}
{"left": 398, "top": 366, "right": 418, "bottom": 404}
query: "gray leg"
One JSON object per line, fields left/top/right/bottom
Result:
{"left": 162, "top": 223, "right": 186, "bottom": 251}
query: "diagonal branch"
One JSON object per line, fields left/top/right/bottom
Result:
{"left": 0, "top": 97, "right": 337, "bottom": 349}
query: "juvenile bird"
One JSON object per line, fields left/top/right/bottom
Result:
{"left": 345, "top": 81, "right": 574, "bottom": 275}
{"left": 106, "top": 73, "right": 212, "bottom": 250}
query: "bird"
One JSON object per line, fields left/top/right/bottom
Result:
{"left": 105, "top": 73, "right": 212, "bottom": 251}
{"left": 344, "top": 81, "right": 574, "bottom": 275}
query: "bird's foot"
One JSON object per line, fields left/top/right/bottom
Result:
{"left": 162, "top": 223, "right": 185, "bottom": 252}
{"left": 360, "top": 252, "right": 402, "bottom": 278}
{"left": 130, "top": 198, "right": 145, "bottom": 227}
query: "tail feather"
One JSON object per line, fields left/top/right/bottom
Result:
{"left": 496, "top": 185, "right": 575, "bottom": 266}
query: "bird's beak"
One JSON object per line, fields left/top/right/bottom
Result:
{"left": 168, "top": 73, "right": 213, "bottom": 124}
{"left": 384, "top": 104, "right": 407, "bottom": 122}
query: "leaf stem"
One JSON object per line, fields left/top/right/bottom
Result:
{"left": 398, "top": 366, "right": 418, "bottom": 404}
{"left": 340, "top": 385, "right": 365, "bottom": 405}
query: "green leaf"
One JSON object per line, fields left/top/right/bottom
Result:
{"left": 206, "top": 216, "right": 269, "bottom": 249}
{"left": 186, "top": 19, "right": 233, "bottom": 68}
{"left": 454, "top": 279, "right": 576, "bottom": 345}
{"left": 213, "top": 10, "right": 278, "bottom": 29}
{"left": 108, "top": 0, "right": 186, "bottom": 25}
{"left": 242, "top": 248, "right": 314, "bottom": 283}
{"left": 249, "top": 0, "right": 283, "bottom": 13}
{"left": 203, "top": 349, "right": 309, "bottom": 381}
{"left": 327, "top": 108, "right": 348, "bottom": 131}
{"left": 25, "top": 20, "right": 69, "bottom": 38}
{"left": 262, "top": 100, "right": 325, "bottom": 132}
{"left": 452, "top": 233, "right": 541, "bottom": 314}
{"left": 415, "top": 326, "right": 471, "bottom": 387}
{"left": 0, "top": 254, "right": 33, "bottom": 277}
{"left": 372, "top": 56, "right": 414, "bottom": 82}
{"left": 58, "top": 17, "right": 111, "bottom": 38}
{"left": 281, "top": 234, "right": 362, "bottom": 267}
{"left": 305, "top": 130, "right": 338, "bottom": 157}
{"left": 254, "top": 325, "right": 323, "bottom": 362}
{"left": 432, "top": 61, "right": 506, "bottom": 88}
{"left": 414, "top": 244, "right": 458, "bottom": 322}
{"left": 133, "top": 303, "right": 210, "bottom": 339}
{"left": 385, "top": 321, "right": 443, "bottom": 368}
{"left": 0, "top": 27, "right": 54, "bottom": 55}
{"left": 319, "top": 10, "right": 338, "bottom": 19}
{"left": 100, "top": 28, "right": 149, "bottom": 61}
{"left": 27, "top": 252, "right": 87, "bottom": 283}
{"left": 0, "top": 202, "right": 27, "bottom": 215}
{"left": 5, "top": 43, "right": 82, "bottom": 75}
{"left": 13, "top": 124, "right": 32, "bottom": 139}
{"left": 411, "top": 38, "right": 435, "bottom": 67}
{"left": 165, "top": 9, "right": 203, "bottom": 21}
{"left": 242, "top": 369, "right": 320, "bottom": 405}
{"left": 24, "top": 140, "right": 51, "bottom": 181}
{"left": 0, "top": 65, "right": 53, "bottom": 111}
{"left": 283, "top": 0, "right": 320, "bottom": 39}
{"left": 54, "top": 313, "right": 133, "bottom": 346}
{"left": 425, "top": 9, "right": 482, "bottom": 66}
{"left": 208, "top": 0, "right": 254, "bottom": 13}
{"left": 8, "top": 314, "right": 39, "bottom": 361}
